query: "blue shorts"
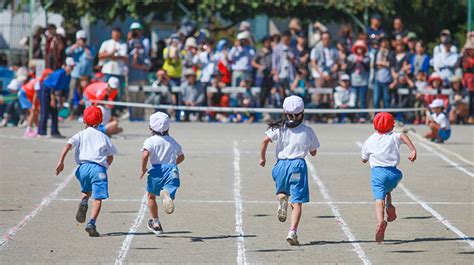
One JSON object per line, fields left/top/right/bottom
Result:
{"left": 147, "top": 164, "right": 180, "bottom": 199}
{"left": 272, "top": 159, "right": 309, "bottom": 203}
{"left": 75, "top": 162, "right": 109, "bottom": 200}
{"left": 438, "top": 129, "right": 451, "bottom": 141}
{"left": 371, "top": 167, "right": 403, "bottom": 200}
{"left": 18, "top": 90, "right": 32, "bottom": 109}
{"left": 97, "top": 124, "right": 107, "bottom": 134}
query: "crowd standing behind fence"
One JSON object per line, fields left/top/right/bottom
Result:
{"left": 1, "top": 14, "right": 473, "bottom": 135}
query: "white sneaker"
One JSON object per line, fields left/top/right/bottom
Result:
{"left": 277, "top": 196, "right": 288, "bottom": 222}
{"left": 286, "top": 230, "right": 299, "bottom": 246}
{"left": 160, "top": 190, "right": 174, "bottom": 214}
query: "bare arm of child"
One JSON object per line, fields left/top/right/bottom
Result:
{"left": 107, "top": 155, "right": 114, "bottom": 166}
{"left": 177, "top": 154, "right": 185, "bottom": 165}
{"left": 55, "top": 143, "right": 72, "bottom": 175}
{"left": 260, "top": 136, "right": 271, "bottom": 167}
{"left": 140, "top": 149, "right": 149, "bottom": 179}
{"left": 400, "top": 134, "right": 417, "bottom": 162}
{"left": 310, "top": 150, "right": 317, "bottom": 156}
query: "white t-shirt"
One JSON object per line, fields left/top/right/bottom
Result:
{"left": 68, "top": 127, "right": 118, "bottom": 168}
{"left": 142, "top": 135, "right": 183, "bottom": 165}
{"left": 99, "top": 39, "right": 127, "bottom": 76}
{"left": 265, "top": 124, "right": 320, "bottom": 160}
{"left": 431, "top": 112, "right": 450, "bottom": 130}
{"left": 361, "top": 132, "right": 402, "bottom": 168}
{"left": 99, "top": 105, "right": 112, "bottom": 125}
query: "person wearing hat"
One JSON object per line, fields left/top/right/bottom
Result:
{"left": 66, "top": 29, "right": 95, "bottom": 118}
{"left": 228, "top": 31, "right": 256, "bottom": 87}
{"left": 348, "top": 40, "right": 370, "bottom": 121}
{"left": 366, "top": 14, "right": 386, "bottom": 45}
{"left": 0, "top": 67, "right": 30, "bottom": 127}
{"left": 461, "top": 38, "right": 474, "bottom": 123}
{"left": 140, "top": 111, "right": 185, "bottom": 235}
{"left": 433, "top": 29, "right": 458, "bottom": 60}
{"left": 38, "top": 57, "right": 75, "bottom": 138}
{"left": 361, "top": 112, "right": 417, "bottom": 243}
{"left": 424, "top": 72, "right": 448, "bottom": 106}
{"left": 55, "top": 105, "right": 118, "bottom": 237}
{"left": 260, "top": 95, "right": 320, "bottom": 246}
{"left": 433, "top": 33, "right": 459, "bottom": 86}
{"left": 183, "top": 37, "right": 198, "bottom": 70}
{"left": 333, "top": 74, "right": 356, "bottom": 122}
{"left": 425, "top": 98, "right": 451, "bottom": 143}
{"left": 83, "top": 76, "right": 119, "bottom": 108}
{"left": 128, "top": 22, "right": 150, "bottom": 55}
{"left": 163, "top": 33, "right": 183, "bottom": 87}
{"left": 181, "top": 68, "right": 204, "bottom": 121}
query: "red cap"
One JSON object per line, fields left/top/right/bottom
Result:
{"left": 373, "top": 112, "right": 394, "bottom": 134}
{"left": 83, "top": 106, "right": 103, "bottom": 126}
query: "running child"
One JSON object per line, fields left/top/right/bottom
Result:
{"left": 140, "top": 111, "right": 185, "bottom": 235}
{"left": 425, "top": 98, "right": 451, "bottom": 143}
{"left": 361, "top": 112, "right": 417, "bottom": 243}
{"left": 55, "top": 106, "right": 118, "bottom": 237}
{"left": 260, "top": 95, "right": 320, "bottom": 246}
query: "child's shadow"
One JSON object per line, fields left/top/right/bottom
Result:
{"left": 303, "top": 237, "right": 474, "bottom": 246}
{"left": 102, "top": 230, "right": 192, "bottom": 237}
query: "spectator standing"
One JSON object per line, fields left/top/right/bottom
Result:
{"left": 461, "top": 38, "right": 474, "bottom": 123}
{"left": 272, "top": 31, "right": 298, "bottom": 101}
{"left": 410, "top": 40, "right": 430, "bottom": 76}
{"left": 163, "top": 34, "right": 184, "bottom": 87}
{"left": 215, "top": 39, "right": 232, "bottom": 85}
{"left": 333, "top": 74, "right": 356, "bottom": 122}
{"left": 128, "top": 22, "right": 151, "bottom": 55}
{"left": 181, "top": 69, "right": 204, "bottom": 121}
{"left": 183, "top": 37, "right": 198, "bottom": 70}
{"left": 433, "top": 29, "right": 458, "bottom": 59}
{"left": 32, "top": 26, "right": 44, "bottom": 59}
{"left": 390, "top": 40, "right": 411, "bottom": 107}
{"left": 228, "top": 31, "right": 255, "bottom": 87}
{"left": 252, "top": 36, "right": 273, "bottom": 107}
{"left": 391, "top": 17, "right": 408, "bottom": 44}
{"left": 128, "top": 34, "right": 151, "bottom": 121}
{"left": 45, "top": 24, "right": 66, "bottom": 70}
{"left": 373, "top": 37, "right": 393, "bottom": 108}
{"left": 347, "top": 40, "right": 370, "bottom": 121}
{"left": 366, "top": 14, "right": 385, "bottom": 45}
{"left": 433, "top": 35, "right": 459, "bottom": 86}
{"left": 194, "top": 40, "right": 216, "bottom": 105}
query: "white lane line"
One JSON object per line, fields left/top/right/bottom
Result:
{"left": 0, "top": 171, "right": 75, "bottom": 248}
{"left": 233, "top": 140, "right": 247, "bottom": 265}
{"left": 0, "top": 134, "right": 65, "bottom": 143}
{"left": 307, "top": 160, "right": 371, "bottom": 265}
{"left": 114, "top": 193, "right": 148, "bottom": 265}
{"left": 399, "top": 184, "right": 474, "bottom": 248}
{"left": 54, "top": 198, "right": 474, "bottom": 205}
{"left": 410, "top": 132, "right": 474, "bottom": 166}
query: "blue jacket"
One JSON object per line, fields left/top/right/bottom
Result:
{"left": 42, "top": 68, "right": 71, "bottom": 93}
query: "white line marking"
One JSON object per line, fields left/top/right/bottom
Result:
{"left": 233, "top": 140, "right": 247, "bottom": 265}
{"left": 0, "top": 134, "right": 65, "bottom": 143}
{"left": 307, "top": 160, "right": 371, "bottom": 265}
{"left": 114, "top": 193, "right": 148, "bottom": 265}
{"left": 410, "top": 132, "right": 474, "bottom": 166}
{"left": 399, "top": 184, "right": 474, "bottom": 248}
{"left": 0, "top": 171, "right": 75, "bottom": 248}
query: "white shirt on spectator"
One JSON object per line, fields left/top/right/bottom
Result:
{"left": 194, "top": 51, "right": 216, "bottom": 83}
{"left": 433, "top": 47, "right": 458, "bottom": 81}
{"left": 68, "top": 127, "right": 118, "bottom": 168}
{"left": 142, "top": 135, "right": 183, "bottom": 165}
{"left": 99, "top": 39, "right": 127, "bottom": 76}
{"left": 334, "top": 86, "right": 356, "bottom": 108}
{"left": 431, "top": 112, "right": 450, "bottom": 130}
{"left": 361, "top": 132, "right": 402, "bottom": 168}
{"left": 266, "top": 124, "right": 320, "bottom": 160}
{"left": 228, "top": 45, "right": 255, "bottom": 72}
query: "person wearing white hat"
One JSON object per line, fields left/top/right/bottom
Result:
{"left": 140, "top": 111, "right": 185, "bottom": 235}
{"left": 333, "top": 74, "right": 356, "bottom": 122}
{"left": 425, "top": 98, "right": 451, "bottom": 143}
{"left": 260, "top": 95, "right": 320, "bottom": 246}
{"left": 228, "top": 30, "right": 256, "bottom": 87}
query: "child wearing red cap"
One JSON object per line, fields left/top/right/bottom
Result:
{"left": 55, "top": 106, "right": 118, "bottom": 237}
{"left": 361, "top": 112, "right": 417, "bottom": 243}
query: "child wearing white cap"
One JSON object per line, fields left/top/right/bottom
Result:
{"left": 259, "top": 95, "right": 320, "bottom": 246}
{"left": 140, "top": 112, "right": 185, "bottom": 235}
{"left": 425, "top": 98, "right": 451, "bottom": 143}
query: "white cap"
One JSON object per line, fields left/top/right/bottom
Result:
{"left": 65, "top": 57, "right": 75, "bottom": 67}
{"left": 185, "top": 37, "right": 197, "bottom": 48}
{"left": 130, "top": 22, "right": 143, "bottom": 30}
{"left": 76, "top": 30, "right": 87, "bottom": 40}
{"left": 239, "top": 21, "right": 251, "bottom": 31}
{"left": 237, "top": 31, "right": 251, "bottom": 40}
{"left": 149, "top": 111, "right": 170, "bottom": 133}
{"left": 340, "top": 74, "right": 350, "bottom": 81}
{"left": 16, "top": 67, "right": 29, "bottom": 82}
{"left": 7, "top": 79, "right": 22, "bottom": 91}
{"left": 56, "top": 27, "right": 66, "bottom": 37}
{"left": 283, "top": 95, "right": 304, "bottom": 114}
{"left": 184, "top": 68, "right": 196, "bottom": 76}
{"left": 429, "top": 99, "right": 444, "bottom": 109}
{"left": 107, "top": 77, "right": 120, "bottom": 89}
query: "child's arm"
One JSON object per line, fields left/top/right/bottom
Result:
{"left": 55, "top": 143, "right": 72, "bottom": 175}
{"left": 107, "top": 155, "right": 114, "bottom": 166}
{"left": 177, "top": 154, "right": 185, "bottom": 165}
{"left": 140, "top": 150, "right": 149, "bottom": 179}
{"left": 260, "top": 136, "right": 271, "bottom": 167}
{"left": 400, "top": 134, "right": 417, "bottom": 162}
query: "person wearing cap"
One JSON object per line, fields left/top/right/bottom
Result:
{"left": 55, "top": 105, "right": 117, "bottom": 237}
{"left": 83, "top": 76, "right": 119, "bottom": 108}
{"left": 38, "top": 58, "right": 75, "bottom": 138}
{"left": 1, "top": 67, "right": 30, "bottom": 127}
{"left": 433, "top": 33, "right": 459, "bottom": 86}
{"left": 162, "top": 33, "right": 183, "bottom": 87}
{"left": 424, "top": 72, "right": 449, "bottom": 106}
{"left": 348, "top": 40, "right": 370, "bottom": 121}
{"left": 433, "top": 29, "right": 458, "bottom": 60}
{"left": 260, "top": 95, "right": 320, "bottom": 246}
{"left": 181, "top": 68, "right": 204, "bottom": 121}
{"left": 461, "top": 38, "right": 474, "bottom": 123}
{"left": 183, "top": 37, "right": 198, "bottom": 70}
{"left": 66, "top": 29, "right": 95, "bottom": 118}
{"left": 128, "top": 22, "right": 150, "bottom": 55}
{"left": 333, "top": 74, "right": 356, "bottom": 122}
{"left": 140, "top": 111, "right": 185, "bottom": 235}
{"left": 228, "top": 31, "right": 256, "bottom": 87}
{"left": 366, "top": 14, "right": 385, "bottom": 45}
{"left": 361, "top": 112, "right": 417, "bottom": 243}
{"left": 425, "top": 98, "right": 451, "bottom": 143}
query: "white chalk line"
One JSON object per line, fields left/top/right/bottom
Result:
{"left": 233, "top": 140, "right": 247, "bottom": 265}
{"left": 0, "top": 133, "right": 65, "bottom": 143}
{"left": 306, "top": 159, "right": 371, "bottom": 265}
{"left": 114, "top": 193, "right": 148, "bottom": 265}
{"left": 0, "top": 170, "right": 75, "bottom": 248}
{"left": 399, "top": 184, "right": 474, "bottom": 248}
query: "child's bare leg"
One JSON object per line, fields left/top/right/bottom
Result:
{"left": 290, "top": 203, "right": 302, "bottom": 230}
{"left": 90, "top": 199, "right": 102, "bottom": 220}
{"left": 277, "top": 193, "right": 287, "bottom": 200}
{"left": 375, "top": 199, "right": 385, "bottom": 225}
{"left": 81, "top": 192, "right": 91, "bottom": 201}
{"left": 385, "top": 192, "right": 392, "bottom": 206}
{"left": 147, "top": 193, "right": 159, "bottom": 219}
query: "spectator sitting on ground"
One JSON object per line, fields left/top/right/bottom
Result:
{"left": 98, "top": 105, "right": 123, "bottom": 136}
{"left": 425, "top": 99, "right": 451, "bottom": 143}
{"left": 83, "top": 77, "right": 119, "bottom": 107}
{"left": 333, "top": 74, "right": 356, "bottom": 123}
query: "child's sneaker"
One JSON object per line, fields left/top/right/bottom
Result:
{"left": 286, "top": 230, "right": 299, "bottom": 246}
{"left": 75, "top": 201, "right": 88, "bottom": 223}
{"left": 386, "top": 205, "right": 397, "bottom": 222}
{"left": 160, "top": 190, "right": 174, "bottom": 214}
{"left": 85, "top": 223, "right": 100, "bottom": 237}
{"left": 147, "top": 219, "right": 163, "bottom": 235}
{"left": 277, "top": 196, "right": 288, "bottom": 222}
{"left": 375, "top": 221, "right": 387, "bottom": 243}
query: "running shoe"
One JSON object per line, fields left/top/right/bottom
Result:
{"left": 286, "top": 230, "right": 299, "bottom": 246}
{"left": 375, "top": 221, "right": 387, "bottom": 243}
{"left": 386, "top": 205, "right": 397, "bottom": 222}
{"left": 277, "top": 196, "right": 288, "bottom": 222}
{"left": 85, "top": 223, "right": 100, "bottom": 237}
{"left": 76, "top": 201, "right": 88, "bottom": 223}
{"left": 147, "top": 219, "right": 163, "bottom": 235}
{"left": 160, "top": 190, "right": 174, "bottom": 214}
